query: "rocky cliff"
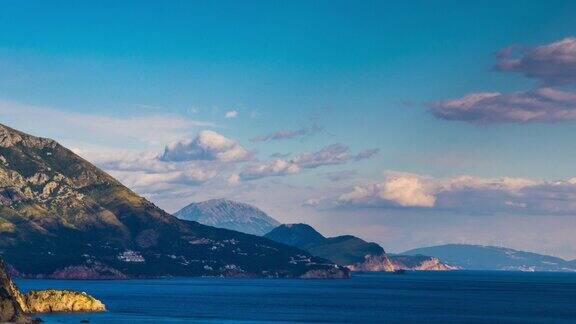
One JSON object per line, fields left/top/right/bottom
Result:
{"left": 23, "top": 290, "right": 106, "bottom": 313}
{"left": 0, "top": 123, "right": 348, "bottom": 279}
{"left": 348, "top": 254, "right": 456, "bottom": 272}
{"left": 0, "top": 259, "right": 29, "bottom": 323}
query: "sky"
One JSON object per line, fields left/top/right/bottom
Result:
{"left": 1, "top": 1, "right": 576, "bottom": 259}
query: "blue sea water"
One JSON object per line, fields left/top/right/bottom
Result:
{"left": 16, "top": 271, "right": 576, "bottom": 323}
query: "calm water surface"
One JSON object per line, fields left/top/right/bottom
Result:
{"left": 16, "top": 271, "right": 576, "bottom": 323}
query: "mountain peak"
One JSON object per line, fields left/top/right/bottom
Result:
{"left": 174, "top": 199, "right": 281, "bottom": 236}
{"left": 0, "top": 123, "right": 56, "bottom": 149}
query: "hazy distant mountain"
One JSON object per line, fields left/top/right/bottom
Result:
{"left": 174, "top": 199, "right": 281, "bottom": 236}
{"left": 265, "top": 224, "right": 453, "bottom": 271}
{"left": 403, "top": 244, "right": 576, "bottom": 272}
{"left": 0, "top": 123, "right": 347, "bottom": 279}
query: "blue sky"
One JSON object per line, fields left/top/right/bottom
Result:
{"left": 1, "top": 1, "right": 576, "bottom": 258}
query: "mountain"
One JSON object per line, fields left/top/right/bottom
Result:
{"left": 174, "top": 199, "right": 280, "bottom": 236}
{"left": 0, "top": 123, "right": 348, "bottom": 279}
{"left": 265, "top": 224, "right": 453, "bottom": 271}
{"left": 403, "top": 244, "right": 576, "bottom": 272}
{"left": 263, "top": 223, "right": 325, "bottom": 248}
{"left": 265, "top": 224, "right": 384, "bottom": 265}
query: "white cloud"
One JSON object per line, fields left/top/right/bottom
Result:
{"left": 337, "top": 171, "right": 576, "bottom": 215}
{"left": 224, "top": 110, "right": 238, "bottom": 119}
{"left": 160, "top": 130, "right": 249, "bottom": 163}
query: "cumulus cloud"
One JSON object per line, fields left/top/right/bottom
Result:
{"left": 224, "top": 110, "right": 238, "bottom": 119}
{"left": 339, "top": 172, "right": 436, "bottom": 208}
{"left": 79, "top": 149, "right": 220, "bottom": 193}
{"left": 429, "top": 87, "right": 576, "bottom": 124}
{"left": 251, "top": 124, "right": 322, "bottom": 143}
{"left": 337, "top": 171, "right": 576, "bottom": 215}
{"left": 496, "top": 37, "right": 576, "bottom": 85}
{"left": 160, "top": 130, "right": 249, "bottom": 163}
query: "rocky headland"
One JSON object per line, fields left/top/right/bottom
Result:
{"left": 348, "top": 254, "right": 456, "bottom": 272}
{"left": 1, "top": 259, "right": 105, "bottom": 323}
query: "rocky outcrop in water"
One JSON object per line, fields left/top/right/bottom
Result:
{"left": 348, "top": 254, "right": 456, "bottom": 272}
{"left": 1, "top": 258, "right": 105, "bottom": 322}
{"left": 23, "top": 290, "right": 106, "bottom": 313}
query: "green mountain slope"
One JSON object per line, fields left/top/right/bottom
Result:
{"left": 0, "top": 124, "right": 348, "bottom": 279}
{"left": 265, "top": 224, "right": 454, "bottom": 271}
{"left": 265, "top": 224, "right": 384, "bottom": 265}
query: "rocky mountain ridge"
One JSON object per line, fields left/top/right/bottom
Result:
{"left": 174, "top": 199, "right": 280, "bottom": 236}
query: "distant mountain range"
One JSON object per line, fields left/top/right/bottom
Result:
{"left": 265, "top": 224, "right": 453, "bottom": 271}
{"left": 403, "top": 244, "right": 576, "bottom": 272}
{"left": 0, "top": 123, "right": 347, "bottom": 279}
{"left": 174, "top": 199, "right": 280, "bottom": 236}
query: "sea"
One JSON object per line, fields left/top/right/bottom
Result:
{"left": 15, "top": 271, "right": 576, "bottom": 323}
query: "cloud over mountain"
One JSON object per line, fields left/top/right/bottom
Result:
{"left": 337, "top": 171, "right": 576, "bottom": 215}
{"left": 161, "top": 130, "right": 249, "bottom": 163}
{"left": 238, "top": 144, "right": 378, "bottom": 181}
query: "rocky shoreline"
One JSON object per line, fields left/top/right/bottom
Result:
{"left": 1, "top": 259, "right": 106, "bottom": 323}
{"left": 348, "top": 254, "right": 456, "bottom": 272}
